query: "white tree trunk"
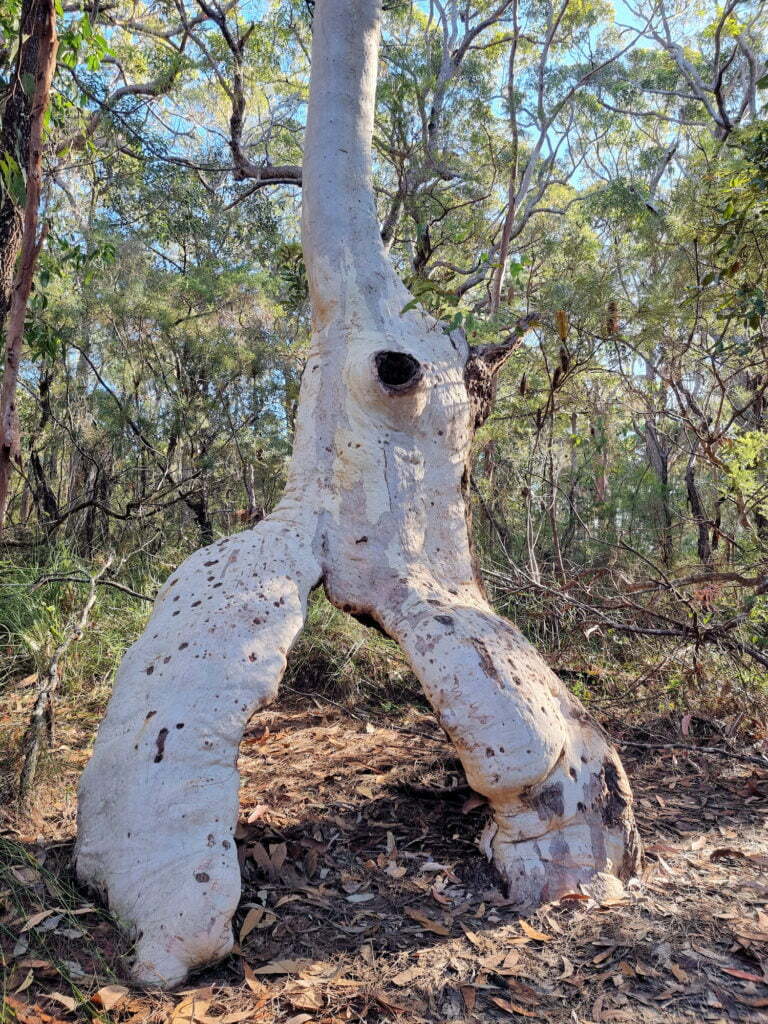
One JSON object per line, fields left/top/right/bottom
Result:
{"left": 75, "top": 0, "right": 640, "bottom": 987}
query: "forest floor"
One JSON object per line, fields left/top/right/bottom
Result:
{"left": 2, "top": 692, "right": 768, "bottom": 1024}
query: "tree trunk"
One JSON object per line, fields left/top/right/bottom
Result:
{"left": 0, "top": 0, "right": 58, "bottom": 529}
{"left": 75, "top": 0, "right": 640, "bottom": 988}
{"left": 685, "top": 450, "right": 711, "bottom": 566}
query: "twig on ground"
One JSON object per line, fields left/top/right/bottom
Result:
{"left": 618, "top": 737, "right": 768, "bottom": 770}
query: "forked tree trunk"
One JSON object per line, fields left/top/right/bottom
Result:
{"left": 75, "top": 0, "right": 640, "bottom": 987}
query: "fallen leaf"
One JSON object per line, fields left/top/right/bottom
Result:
{"left": 239, "top": 906, "right": 265, "bottom": 941}
{"left": 558, "top": 956, "right": 574, "bottom": 979}
{"left": 722, "top": 967, "right": 766, "bottom": 983}
{"left": 15, "top": 969, "right": 34, "bottom": 994}
{"left": 491, "top": 996, "right": 538, "bottom": 1017}
{"left": 242, "top": 960, "right": 267, "bottom": 995}
{"left": 460, "top": 985, "right": 476, "bottom": 1011}
{"left": 49, "top": 993, "right": 77, "bottom": 1012}
{"left": 93, "top": 985, "right": 130, "bottom": 1011}
{"left": 21, "top": 909, "right": 57, "bottom": 932}
{"left": 519, "top": 920, "right": 551, "bottom": 942}
{"left": 669, "top": 963, "right": 689, "bottom": 984}
{"left": 392, "top": 966, "right": 421, "bottom": 986}
{"left": 404, "top": 907, "right": 451, "bottom": 935}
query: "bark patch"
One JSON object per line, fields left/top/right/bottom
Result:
{"left": 529, "top": 782, "right": 565, "bottom": 820}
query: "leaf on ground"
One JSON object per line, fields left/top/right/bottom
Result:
{"left": 242, "top": 960, "right": 267, "bottom": 995}
{"left": 460, "top": 985, "right": 476, "bottom": 1010}
{"left": 722, "top": 967, "right": 766, "bottom": 982}
{"left": 491, "top": 996, "right": 539, "bottom": 1017}
{"left": 404, "top": 907, "right": 451, "bottom": 935}
{"left": 239, "top": 906, "right": 265, "bottom": 941}
{"left": 170, "top": 991, "right": 212, "bottom": 1023}
{"left": 21, "top": 909, "right": 57, "bottom": 932}
{"left": 392, "top": 966, "right": 421, "bottom": 986}
{"left": 519, "top": 920, "right": 552, "bottom": 942}
{"left": 15, "top": 969, "right": 34, "bottom": 994}
{"left": 49, "top": 993, "right": 77, "bottom": 1012}
{"left": 93, "top": 984, "right": 129, "bottom": 1011}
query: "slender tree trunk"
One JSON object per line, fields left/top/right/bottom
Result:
{"left": 685, "top": 450, "right": 711, "bottom": 565}
{"left": 0, "top": 0, "right": 58, "bottom": 530}
{"left": 75, "top": 0, "right": 640, "bottom": 988}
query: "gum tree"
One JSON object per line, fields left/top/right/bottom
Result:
{"left": 75, "top": 0, "right": 640, "bottom": 987}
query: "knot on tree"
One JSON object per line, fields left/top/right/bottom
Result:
{"left": 374, "top": 350, "right": 423, "bottom": 393}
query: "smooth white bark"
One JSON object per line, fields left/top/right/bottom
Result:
{"left": 76, "top": 0, "right": 639, "bottom": 986}
{"left": 75, "top": 523, "right": 319, "bottom": 984}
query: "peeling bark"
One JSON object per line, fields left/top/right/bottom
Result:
{"left": 76, "top": 0, "right": 640, "bottom": 987}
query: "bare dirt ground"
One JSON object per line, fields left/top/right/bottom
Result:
{"left": 2, "top": 695, "right": 768, "bottom": 1024}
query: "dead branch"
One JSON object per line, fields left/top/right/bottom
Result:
{"left": 17, "top": 555, "right": 114, "bottom": 808}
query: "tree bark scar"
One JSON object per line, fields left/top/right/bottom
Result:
{"left": 600, "top": 756, "right": 642, "bottom": 878}
{"left": 527, "top": 781, "right": 565, "bottom": 820}
{"left": 600, "top": 757, "right": 629, "bottom": 828}
{"left": 473, "top": 637, "right": 503, "bottom": 690}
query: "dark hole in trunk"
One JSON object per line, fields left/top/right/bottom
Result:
{"left": 375, "top": 350, "right": 422, "bottom": 391}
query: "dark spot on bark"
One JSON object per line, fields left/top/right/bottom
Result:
{"left": 434, "top": 614, "right": 454, "bottom": 627}
{"left": 580, "top": 754, "right": 588, "bottom": 763}
{"left": 248, "top": 652, "right": 257, "bottom": 662}
{"left": 173, "top": 595, "right": 179, "bottom": 602}
{"left": 154, "top": 727, "right": 169, "bottom": 763}
{"left": 374, "top": 350, "right": 423, "bottom": 392}
{"left": 569, "top": 766, "right": 578, "bottom": 780}
{"left": 176, "top": 722, "right": 184, "bottom": 729}
{"left": 163, "top": 656, "right": 171, "bottom": 664}
{"left": 485, "top": 747, "right": 495, "bottom": 757}
{"left": 253, "top": 617, "right": 262, "bottom": 624}
{"left": 529, "top": 782, "right": 564, "bottom": 820}
{"left": 192, "top": 600, "right": 201, "bottom": 607}
{"left": 204, "top": 560, "right": 219, "bottom": 566}
{"left": 172, "top": 610, "right": 180, "bottom": 616}
{"left": 145, "top": 665, "right": 154, "bottom": 675}
{"left": 355, "top": 536, "right": 368, "bottom": 544}
{"left": 222, "top": 840, "right": 231, "bottom": 849}
{"left": 179, "top": 642, "right": 188, "bottom": 650}
{"left": 473, "top": 637, "right": 503, "bottom": 690}
{"left": 577, "top": 801, "right": 586, "bottom": 812}
{"left": 194, "top": 872, "right": 210, "bottom": 883}
{"left": 145, "top": 710, "right": 156, "bottom": 720}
